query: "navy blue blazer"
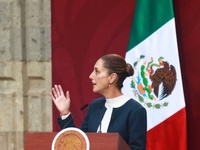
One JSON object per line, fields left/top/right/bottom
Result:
{"left": 57, "top": 97, "right": 147, "bottom": 150}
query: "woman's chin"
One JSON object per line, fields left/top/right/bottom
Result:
{"left": 92, "top": 89, "right": 97, "bottom": 93}
{"left": 92, "top": 88, "right": 99, "bottom": 93}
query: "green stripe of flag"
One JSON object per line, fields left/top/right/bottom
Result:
{"left": 127, "top": 0, "right": 174, "bottom": 51}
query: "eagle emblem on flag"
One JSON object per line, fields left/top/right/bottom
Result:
{"left": 130, "top": 55, "right": 177, "bottom": 109}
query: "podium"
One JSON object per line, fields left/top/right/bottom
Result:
{"left": 25, "top": 132, "right": 131, "bottom": 150}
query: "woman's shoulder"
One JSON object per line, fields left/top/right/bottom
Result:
{"left": 90, "top": 97, "right": 106, "bottom": 107}
{"left": 125, "top": 98, "right": 146, "bottom": 110}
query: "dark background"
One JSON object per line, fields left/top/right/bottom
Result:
{"left": 51, "top": 0, "right": 200, "bottom": 149}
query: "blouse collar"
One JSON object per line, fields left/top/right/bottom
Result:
{"left": 105, "top": 95, "right": 129, "bottom": 108}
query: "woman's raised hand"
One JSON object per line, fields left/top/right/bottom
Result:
{"left": 50, "top": 85, "right": 70, "bottom": 115}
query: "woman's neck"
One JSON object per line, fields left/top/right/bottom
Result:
{"left": 102, "top": 88, "right": 123, "bottom": 99}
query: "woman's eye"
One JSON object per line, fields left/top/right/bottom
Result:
{"left": 95, "top": 70, "right": 99, "bottom": 74}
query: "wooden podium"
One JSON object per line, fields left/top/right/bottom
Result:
{"left": 25, "top": 132, "right": 131, "bottom": 150}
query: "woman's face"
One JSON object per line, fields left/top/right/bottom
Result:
{"left": 89, "top": 58, "right": 111, "bottom": 94}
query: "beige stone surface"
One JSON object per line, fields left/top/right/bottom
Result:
{"left": 0, "top": 0, "right": 52, "bottom": 149}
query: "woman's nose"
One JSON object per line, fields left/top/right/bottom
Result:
{"left": 89, "top": 72, "right": 93, "bottom": 79}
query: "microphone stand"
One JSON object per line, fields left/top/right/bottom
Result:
{"left": 62, "top": 104, "right": 88, "bottom": 129}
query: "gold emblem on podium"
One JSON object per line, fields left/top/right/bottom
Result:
{"left": 52, "top": 127, "right": 90, "bottom": 150}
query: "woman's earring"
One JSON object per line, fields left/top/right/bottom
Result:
{"left": 108, "top": 83, "right": 111, "bottom": 87}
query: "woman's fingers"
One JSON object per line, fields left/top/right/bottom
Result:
{"left": 51, "top": 85, "right": 70, "bottom": 104}
{"left": 50, "top": 92, "right": 55, "bottom": 101}
{"left": 58, "top": 85, "right": 64, "bottom": 95}
{"left": 52, "top": 87, "right": 58, "bottom": 98}
{"left": 66, "top": 91, "right": 70, "bottom": 99}
{"left": 54, "top": 85, "right": 61, "bottom": 96}
{"left": 51, "top": 85, "right": 62, "bottom": 98}
{"left": 50, "top": 85, "right": 71, "bottom": 114}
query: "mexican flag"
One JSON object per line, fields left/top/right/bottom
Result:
{"left": 122, "top": 0, "right": 187, "bottom": 149}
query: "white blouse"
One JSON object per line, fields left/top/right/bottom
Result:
{"left": 97, "top": 95, "right": 129, "bottom": 133}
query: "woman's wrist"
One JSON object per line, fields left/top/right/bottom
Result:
{"left": 60, "top": 111, "right": 70, "bottom": 116}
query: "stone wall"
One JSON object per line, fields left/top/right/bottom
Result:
{"left": 0, "top": 0, "right": 52, "bottom": 149}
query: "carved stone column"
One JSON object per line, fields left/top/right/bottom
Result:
{"left": 0, "top": 0, "right": 51, "bottom": 149}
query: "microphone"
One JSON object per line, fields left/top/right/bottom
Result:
{"left": 98, "top": 122, "right": 102, "bottom": 133}
{"left": 62, "top": 104, "right": 89, "bottom": 129}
